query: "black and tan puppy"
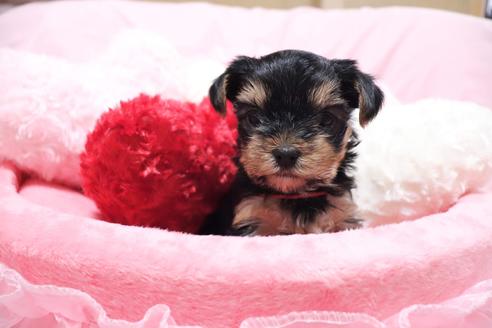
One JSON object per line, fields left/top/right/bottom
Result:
{"left": 200, "top": 50, "right": 383, "bottom": 236}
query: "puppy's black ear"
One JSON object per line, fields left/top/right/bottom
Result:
{"left": 333, "top": 60, "right": 384, "bottom": 127}
{"left": 209, "top": 73, "right": 228, "bottom": 115}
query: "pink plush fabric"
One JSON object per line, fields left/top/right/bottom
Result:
{"left": 2, "top": 164, "right": 492, "bottom": 327}
{"left": 3, "top": 258, "right": 492, "bottom": 327}
{"left": 1, "top": 0, "right": 491, "bottom": 109}
{"left": 1, "top": 1, "right": 492, "bottom": 327}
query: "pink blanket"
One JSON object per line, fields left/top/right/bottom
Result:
{"left": 1, "top": 1, "right": 492, "bottom": 327}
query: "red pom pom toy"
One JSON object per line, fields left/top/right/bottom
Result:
{"left": 80, "top": 94, "right": 237, "bottom": 233}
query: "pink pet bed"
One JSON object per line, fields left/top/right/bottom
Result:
{"left": 1, "top": 1, "right": 492, "bottom": 327}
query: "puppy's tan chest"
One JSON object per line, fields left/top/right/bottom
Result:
{"left": 233, "top": 194, "right": 358, "bottom": 236}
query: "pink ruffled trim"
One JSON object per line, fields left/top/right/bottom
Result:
{"left": 2, "top": 263, "right": 492, "bottom": 328}
{"left": 0, "top": 263, "right": 198, "bottom": 328}
{"left": 241, "top": 280, "right": 492, "bottom": 328}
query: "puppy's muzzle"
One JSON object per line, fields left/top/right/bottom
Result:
{"left": 272, "top": 145, "right": 301, "bottom": 169}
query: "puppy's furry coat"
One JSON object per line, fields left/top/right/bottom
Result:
{"left": 200, "top": 50, "right": 383, "bottom": 236}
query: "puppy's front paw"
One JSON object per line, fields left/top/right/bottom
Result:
{"left": 337, "top": 218, "right": 363, "bottom": 231}
{"left": 228, "top": 218, "right": 260, "bottom": 236}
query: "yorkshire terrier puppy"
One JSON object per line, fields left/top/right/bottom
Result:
{"left": 199, "top": 50, "right": 383, "bottom": 236}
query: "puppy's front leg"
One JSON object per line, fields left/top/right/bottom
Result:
{"left": 306, "top": 193, "right": 362, "bottom": 233}
{"left": 232, "top": 196, "right": 295, "bottom": 236}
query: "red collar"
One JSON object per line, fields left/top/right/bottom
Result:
{"left": 269, "top": 191, "right": 328, "bottom": 200}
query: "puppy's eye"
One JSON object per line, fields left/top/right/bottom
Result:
{"left": 322, "top": 111, "right": 339, "bottom": 127}
{"left": 322, "top": 105, "right": 348, "bottom": 121}
{"left": 235, "top": 102, "right": 261, "bottom": 126}
{"left": 245, "top": 114, "right": 261, "bottom": 126}
{"left": 321, "top": 111, "right": 347, "bottom": 139}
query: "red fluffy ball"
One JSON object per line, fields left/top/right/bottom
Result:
{"left": 80, "top": 94, "right": 237, "bottom": 233}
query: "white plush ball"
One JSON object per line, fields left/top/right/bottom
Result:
{"left": 354, "top": 99, "right": 492, "bottom": 226}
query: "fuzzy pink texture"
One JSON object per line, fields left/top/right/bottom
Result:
{"left": 1, "top": 1, "right": 491, "bottom": 109}
{"left": 2, "top": 164, "right": 492, "bottom": 327}
{"left": 1, "top": 1, "right": 492, "bottom": 327}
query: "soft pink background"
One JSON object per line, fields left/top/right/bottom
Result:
{"left": 1, "top": 1, "right": 491, "bottom": 108}
{"left": 1, "top": 1, "right": 492, "bottom": 327}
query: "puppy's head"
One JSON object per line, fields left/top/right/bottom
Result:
{"left": 210, "top": 50, "right": 383, "bottom": 193}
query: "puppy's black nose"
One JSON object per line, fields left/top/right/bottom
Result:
{"left": 272, "top": 145, "right": 300, "bottom": 169}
